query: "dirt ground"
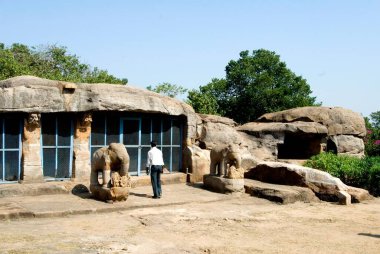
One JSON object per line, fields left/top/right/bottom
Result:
{"left": 0, "top": 194, "right": 379, "bottom": 254}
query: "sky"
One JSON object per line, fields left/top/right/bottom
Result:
{"left": 0, "top": 0, "right": 379, "bottom": 117}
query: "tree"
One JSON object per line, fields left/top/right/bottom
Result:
{"left": 147, "top": 82, "right": 187, "bottom": 98}
{"left": 186, "top": 78, "right": 226, "bottom": 115}
{"left": 365, "top": 111, "right": 380, "bottom": 156}
{"left": 370, "top": 111, "right": 380, "bottom": 129}
{"left": 187, "top": 49, "right": 319, "bottom": 123}
{"left": 0, "top": 43, "right": 127, "bottom": 84}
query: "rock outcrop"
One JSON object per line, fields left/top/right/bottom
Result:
{"left": 0, "top": 75, "right": 198, "bottom": 139}
{"left": 256, "top": 107, "right": 366, "bottom": 157}
{"left": 245, "top": 161, "right": 372, "bottom": 203}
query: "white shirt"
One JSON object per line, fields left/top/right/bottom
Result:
{"left": 146, "top": 147, "right": 164, "bottom": 168}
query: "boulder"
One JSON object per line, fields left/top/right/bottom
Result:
{"left": 203, "top": 175, "right": 244, "bottom": 194}
{"left": 244, "top": 179, "right": 320, "bottom": 204}
{"left": 245, "top": 161, "right": 372, "bottom": 203}
{"left": 237, "top": 121, "right": 328, "bottom": 135}
{"left": 335, "top": 135, "right": 365, "bottom": 157}
{"left": 196, "top": 114, "right": 241, "bottom": 149}
{"left": 183, "top": 145, "right": 210, "bottom": 183}
{"left": 257, "top": 106, "right": 366, "bottom": 137}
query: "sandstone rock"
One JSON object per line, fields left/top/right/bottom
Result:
{"left": 245, "top": 161, "right": 372, "bottom": 203}
{"left": 203, "top": 175, "right": 244, "bottom": 194}
{"left": 197, "top": 114, "right": 242, "bottom": 149}
{"left": 244, "top": 179, "right": 319, "bottom": 204}
{"left": 227, "top": 166, "right": 244, "bottom": 179}
{"left": 183, "top": 145, "right": 210, "bottom": 183}
{"left": 335, "top": 135, "right": 365, "bottom": 157}
{"left": 257, "top": 106, "right": 366, "bottom": 137}
{"left": 0, "top": 76, "right": 198, "bottom": 139}
{"left": 337, "top": 190, "right": 351, "bottom": 205}
{"left": 237, "top": 121, "right": 328, "bottom": 135}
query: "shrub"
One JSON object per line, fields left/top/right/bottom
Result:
{"left": 305, "top": 153, "right": 380, "bottom": 196}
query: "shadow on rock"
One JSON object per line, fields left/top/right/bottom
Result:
{"left": 71, "top": 184, "right": 92, "bottom": 199}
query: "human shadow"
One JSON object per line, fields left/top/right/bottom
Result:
{"left": 129, "top": 192, "right": 150, "bottom": 198}
{"left": 358, "top": 233, "right": 380, "bottom": 239}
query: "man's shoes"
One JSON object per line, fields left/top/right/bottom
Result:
{"left": 152, "top": 196, "right": 159, "bottom": 199}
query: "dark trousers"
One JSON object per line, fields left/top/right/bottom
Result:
{"left": 150, "top": 165, "right": 162, "bottom": 197}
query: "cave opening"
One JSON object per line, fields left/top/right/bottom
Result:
{"left": 278, "top": 133, "right": 323, "bottom": 159}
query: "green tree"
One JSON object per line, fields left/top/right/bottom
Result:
{"left": 187, "top": 78, "right": 226, "bottom": 115}
{"left": 187, "top": 49, "right": 319, "bottom": 123}
{"left": 365, "top": 111, "right": 380, "bottom": 156}
{"left": 370, "top": 111, "right": 380, "bottom": 129}
{"left": 0, "top": 43, "right": 127, "bottom": 84}
{"left": 147, "top": 82, "right": 187, "bottom": 98}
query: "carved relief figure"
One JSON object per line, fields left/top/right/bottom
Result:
{"left": 90, "top": 143, "right": 131, "bottom": 202}
{"left": 210, "top": 144, "right": 242, "bottom": 176}
{"left": 23, "top": 113, "right": 41, "bottom": 142}
{"left": 80, "top": 112, "right": 92, "bottom": 127}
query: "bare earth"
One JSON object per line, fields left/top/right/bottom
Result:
{"left": 0, "top": 193, "right": 379, "bottom": 254}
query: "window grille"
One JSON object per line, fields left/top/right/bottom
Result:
{"left": 41, "top": 114, "right": 73, "bottom": 180}
{"left": 0, "top": 116, "right": 21, "bottom": 182}
{"left": 90, "top": 113, "right": 183, "bottom": 176}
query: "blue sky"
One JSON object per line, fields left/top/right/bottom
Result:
{"left": 1, "top": 0, "right": 379, "bottom": 117}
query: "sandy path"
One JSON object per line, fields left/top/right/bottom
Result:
{"left": 0, "top": 195, "right": 379, "bottom": 254}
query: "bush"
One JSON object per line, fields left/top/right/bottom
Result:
{"left": 305, "top": 153, "right": 380, "bottom": 196}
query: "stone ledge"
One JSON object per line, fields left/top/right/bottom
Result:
{"left": 244, "top": 179, "right": 320, "bottom": 204}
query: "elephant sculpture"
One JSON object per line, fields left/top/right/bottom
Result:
{"left": 210, "top": 144, "right": 242, "bottom": 176}
{"left": 90, "top": 143, "right": 130, "bottom": 202}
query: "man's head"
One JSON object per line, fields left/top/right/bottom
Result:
{"left": 150, "top": 141, "right": 157, "bottom": 147}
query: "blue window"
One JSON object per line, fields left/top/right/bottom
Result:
{"left": 91, "top": 113, "right": 183, "bottom": 176}
{"left": 41, "top": 114, "right": 73, "bottom": 179}
{"left": 0, "top": 116, "right": 22, "bottom": 182}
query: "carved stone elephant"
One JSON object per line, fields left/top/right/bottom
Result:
{"left": 210, "top": 144, "right": 242, "bottom": 176}
{"left": 91, "top": 143, "right": 130, "bottom": 188}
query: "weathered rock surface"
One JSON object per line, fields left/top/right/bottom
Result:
{"left": 335, "top": 135, "right": 365, "bottom": 157}
{"left": 196, "top": 113, "right": 279, "bottom": 161}
{"left": 203, "top": 175, "right": 244, "bottom": 194}
{"left": 196, "top": 114, "right": 240, "bottom": 149}
{"left": 257, "top": 106, "right": 366, "bottom": 137}
{"left": 0, "top": 76, "right": 198, "bottom": 139}
{"left": 237, "top": 121, "right": 328, "bottom": 135}
{"left": 244, "top": 179, "right": 320, "bottom": 204}
{"left": 183, "top": 145, "right": 211, "bottom": 183}
{"left": 245, "top": 161, "right": 372, "bottom": 203}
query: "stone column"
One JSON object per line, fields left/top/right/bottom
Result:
{"left": 73, "top": 112, "right": 92, "bottom": 181}
{"left": 22, "top": 113, "right": 44, "bottom": 182}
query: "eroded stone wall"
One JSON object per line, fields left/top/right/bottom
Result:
{"left": 73, "top": 113, "right": 92, "bottom": 181}
{"left": 22, "top": 113, "right": 43, "bottom": 182}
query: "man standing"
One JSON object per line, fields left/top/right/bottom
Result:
{"left": 146, "top": 141, "right": 164, "bottom": 199}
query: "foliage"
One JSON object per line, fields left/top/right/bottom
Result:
{"left": 187, "top": 49, "right": 319, "bottom": 123}
{"left": 0, "top": 43, "right": 126, "bottom": 84}
{"left": 305, "top": 153, "right": 380, "bottom": 196}
{"left": 364, "top": 111, "right": 380, "bottom": 156}
{"left": 369, "top": 111, "right": 380, "bottom": 129}
{"left": 186, "top": 78, "right": 226, "bottom": 115}
{"left": 147, "top": 82, "right": 187, "bottom": 98}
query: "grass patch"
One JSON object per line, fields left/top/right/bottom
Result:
{"left": 305, "top": 153, "right": 380, "bottom": 196}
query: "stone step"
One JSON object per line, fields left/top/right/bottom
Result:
{"left": 0, "top": 173, "right": 187, "bottom": 198}
{"left": 244, "top": 179, "right": 320, "bottom": 204}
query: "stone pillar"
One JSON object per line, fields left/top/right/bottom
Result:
{"left": 22, "top": 113, "right": 44, "bottom": 182}
{"left": 73, "top": 112, "right": 92, "bottom": 181}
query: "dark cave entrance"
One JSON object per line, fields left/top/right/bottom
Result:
{"left": 278, "top": 133, "right": 323, "bottom": 159}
